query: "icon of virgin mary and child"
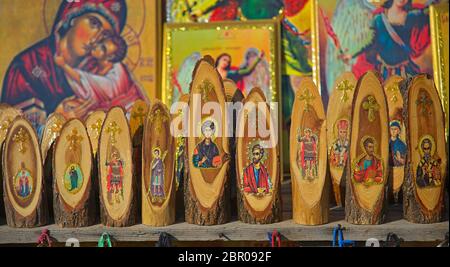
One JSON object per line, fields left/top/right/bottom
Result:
{"left": 1, "top": 0, "right": 147, "bottom": 129}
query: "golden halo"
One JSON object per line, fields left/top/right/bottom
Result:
{"left": 333, "top": 117, "right": 350, "bottom": 139}
{"left": 197, "top": 117, "right": 219, "bottom": 141}
{"left": 418, "top": 134, "right": 436, "bottom": 157}
{"left": 153, "top": 147, "right": 161, "bottom": 154}
{"left": 246, "top": 139, "right": 268, "bottom": 163}
{"left": 360, "top": 135, "right": 378, "bottom": 154}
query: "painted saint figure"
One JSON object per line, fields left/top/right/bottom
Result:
{"left": 175, "top": 137, "right": 185, "bottom": 190}
{"left": 150, "top": 148, "right": 165, "bottom": 201}
{"left": 242, "top": 144, "right": 272, "bottom": 195}
{"left": 193, "top": 120, "right": 221, "bottom": 168}
{"left": 69, "top": 165, "right": 79, "bottom": 191}
{"left": 353, "top": 137, "right": 383, "bottom": 185}
{"left": 416, "top": 136, "right": 441, "bottom": 188}
{"left": 330, "top": 119, "right": 349, "bottom": 168}
{"left": 389, "top": 120, "right": 406, "bottom": 167}
{"left": 297, "top": 128, "right": 318, "bottom": 180}
{"left": 15, "top": 162, "right": 32, "bottom": 198}
{"left": 106, "top": 147, "right": 124, "bottom": 204}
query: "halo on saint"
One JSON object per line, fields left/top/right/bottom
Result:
{"left": 418, "top": 134, "right": 436, "bottom": 157}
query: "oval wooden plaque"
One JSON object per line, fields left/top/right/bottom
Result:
{"left": 185, "top": 57, "right": 231, "bottom": 225}
{"left": 403, "top": 74, "right": 447, "bottom": 223}
{"left": 345, "top": 71, "right": 389, "bottom": 225}
{"left": 173, "top": 93, "right": 190, "bottom": 192}
{"left": 142, "top": 101, "right": 175, "bottom": 226}
{"left": 85, "top": 110, "right": 106, "bottom": 157}
{"left": 291, "top": 78, "right": 329, "bottom": 225}
{"left": 326, "top": 72, "right": 357, "bottom": 207}
{"left": 41, "top": 113, "right": 66, "bottom": 163}
{"left": 236, "top": 88, "right": 281, "bottom": 224}
{"left": 130, "top": 100, "right": 149, "bottom": 139}
{"left": 2, "top": 117, "right": 48, "bottom": 227}
{"left": 53, "top": 119, "right": 96, "bottom": 227}
{"left": 383, "top": 75, "right": 406, "bottom": 203}
{"left": 98, "top": 107, "right": 137, "bottom": 226}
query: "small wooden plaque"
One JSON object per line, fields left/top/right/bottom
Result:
{"left": 236, "top": 88, "right": 282, "bottom": 224}
{"left": 2, "top": 117, "right": 48, "bottom": 227}
{"left": 291, "top": 78, "right": 329, "bottom": 225}
{"left": 53, "top": 119, "right": 96, "bottom": 227}
{"left": 402, "top": 74, "right": 447, "bottom": 223}
{"left": 142, "top": 101, "right": 175, "bottom": 226}
{"left": 98, "top": 107, "right": 137, "bottom": 226}
{"left": 85, "top": 111, "right": 106, "bottom": 157}
{"left": 345, "top": 71, "right": 389, "bottom": 225}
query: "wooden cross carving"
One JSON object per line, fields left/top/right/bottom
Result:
{"left": 67, "top": 129, "right": 83, "bottom": 151}
{"left": 90, "top": 119, "right": 103, "bottom": 139}
{"left": 298, "top": 89, "right": 315, "bottom": 112}
{"left": 13, "top": 127, "right": 28, "bottom": 154}
{"left": 362, "top": 95, "right": 380, "bottom": 122}
{"left": 106, "top": 121, "right": 121, "bottom": 145}
{"left": 337, "top": 80, "right": 354, "bottom": 103}
{"left": 150, "top": 109, "right": 170, "bottom": 132}
{"left": 416, "top": 91, "right": 433, "bottom": 116}
{"left": 387, "top": 84, "right": 400, "bottom": 103}
{"left": 0, "top": 118, "right": 12, "bottom": 136}
{"left": 132, "top": 106, "right": 146, "bottom": 126}
{"left": 198, "top": 79, "right": 214, "bottom": 102}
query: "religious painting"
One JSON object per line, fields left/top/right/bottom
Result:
{"left": 162, "top": 20, "right": 279, "bottom": 106}
{"left": 14, "top": 163, "right": 33, "bottom": 199}
{"left": 105, "top": 145, "right": 125, "bottom": 205}
{"left": 174, "top": 135, "right": 186, "bottom": 190}
{"left": 193, "top": 119, "right": 222, "bottom": 169}
{"left": 389, "top": 120, "right": 407, "bottom": 167}
{"left": 148, "top": 147, "right": 168, "bottom": 203}
{"left": 0, "top": 0, "right": 160, "bottom": 130}
{"left": 313, "top": 0, "right": 441, "bottom": 106}
{"left": 415, "top": 135, "right": 442, "bottom": 188}
{"left": 241, "top": 140, "right": 273, "bottom": 197}
{"left": 352, "top": 136, "right": 384, "bottom": 186}
{"left": 62, "top": 128, "right": 84, "bottom": 194}
{"left": 329, "top": 118, "right": 349, "bottom": 169}
{"left": 296, "top": 128, "right": 319, "bottom": 181}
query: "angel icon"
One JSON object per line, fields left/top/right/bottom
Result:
{"left": 148, "top": 147, "right": 168, "bottom": 202}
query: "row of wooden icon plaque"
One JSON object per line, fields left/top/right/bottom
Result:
{"left": 0, "top": 56, "right": 447, "bottom": 228}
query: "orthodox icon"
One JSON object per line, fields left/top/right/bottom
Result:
{"left": 416, "top": 135, "right": 442, "bottom": 188}
{"left": 389, "top": 120, "right": 407, "bottom": 167}
{"left": 353, "top": 136, "right": 384, "bottom": 186}
{"left": 63, "top": 164, "right": 83, "bottom": 194}
{"left": 193, "top": 119, "right": 221, "bottom": 169}
{"left": 14, "top": 162, "right": 33, "bottom": 199}
{"left": 330, "top": 119, "right": 349, "bottom": 169}
{"left": 297, "top": 128, "right": 319, "bottom": 181}
{"left": 106, "top": 146, "right": 125, "bottom": 205}
{"left": 242, "top": 142, "right": 273, "bottom": 196}
{"left": 148, "top": 147, "right": 167, "bottom": 203}
{"left": 175, "top": 136, "right": 185, "bottom": 190}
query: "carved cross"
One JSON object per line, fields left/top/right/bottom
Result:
{"left": 106, "top": 121, "right": 121, "bottom": 144}
{"left": 362, "top": 95, "right": 380, "bottom": 122}
{"left": 90, "top": 119, "right": 103, "bottom": 139}
{"left": 298, "top": 89, "right": 315, "bottom": 112}
{"left": 0, "top": 118, "right": 13, "bottom": 137}
{"left": 416, "top": 91, "right": 433, "bottom": 116}
{"left": 132, "top": 106, "right": 146, "bottom": 126}
{"left": 150, "top": 109, "right": 169, "bottom": 132}
{"left": 387, "top": 84, "right": 400, "bottom": 103}
{"left": 198, "top": 79, "right": 214, "bottom": 102}
{"left": 50, "top": 119, "right": 64, "bottom": 141}
{"left": 337, "top": 80, "right": 354, "bottom": 103}
{"left": 13, "top": 127, "right": 28, "bottom": 154}
{"left": 67, "top": 129, "right": 83, "bottom": 151}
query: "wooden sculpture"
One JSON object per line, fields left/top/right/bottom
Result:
{"left": 326, "top": 72, "right": 357, "bottom": 207}
{"left": 85, "top": 111, "right": 106, "bottom": 157}
{"left": 236, "top": 87, "right": 282, "bottom": 224}
{"left": 345, "top": 71, "right": 389, "bottom": 225}
{"left": 142, "top": 101, "right": 175, "bottom": 226}
{"left": 185, "top": 56, "right": 231, "bottom": 225}
{"left": 53, "top": 119, "right": 96, "bottom": 227}
{"left": 402, "top": 74, "right": 447, "bottom": 223}
{"left": 291, "top": 78, "right": 329, "bottom": 225}
{"left": 0, "top": 104, "right": 21, "bottom": 218}
{"left": 2, "top": 117, "right": 48, "bottom": 227}
{"left": 383, "top": 75, "right": 406, "bottom": 203}
{"left": 98, "top": 107, "right": 137, "bottom": 226}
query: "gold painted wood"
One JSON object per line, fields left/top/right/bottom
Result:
{"left": 53, "top": 119, "right": 96, "bottom": 227}
{"left": 2, "top": 117, "right": 48, "bottom": 227}
{"left": 402, "top": 74, "right": 447, "bottom": 223}
{"left": 142, "top": 100, "right": 175, "bottom": 226}
{"left": 98, "top": 107, "right": 137, "bottom": 226}
{"left": 185, "top": 56, "right": 231, "bottom": 225}
{"left": 326, "top": 72, "right": 357, "bottom": 207}
{"left": 85, "top": 111, "right": 106, "bottom": 157}
{"left": 291, "top": 78, "right": 329, "bottom": 225}
{"left": 345, "top": 71, "right": 389, "bottom": 225}
{"left": 383, "top": 75, "right": 406, "bottom": 203}
{"left": 236, "top": 87, "right": 281, "bottom": 224}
